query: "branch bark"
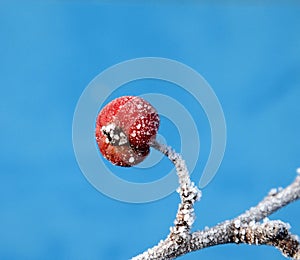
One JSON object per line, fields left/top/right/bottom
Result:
{"left": 132, "top": 142, "right": 300, "bottom": 260}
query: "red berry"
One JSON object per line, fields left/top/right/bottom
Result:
{"left": 95, "top": 96, "right": 160, "bottom": 167}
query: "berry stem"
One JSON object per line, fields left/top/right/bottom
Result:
{"left": 150, "top": 140, "right": 201, "bottom": 243}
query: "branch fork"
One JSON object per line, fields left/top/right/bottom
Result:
{"left": 132, "top": 141, "right": 300, "bottom": 260}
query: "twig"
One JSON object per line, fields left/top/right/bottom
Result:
{"left": 132, "top": 142, "right": 300, "bottom": 260}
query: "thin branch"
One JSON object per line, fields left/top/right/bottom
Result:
{"left": 150, "top": 140, "right": 201, "bottom": 241}
{"left": 132, "top": 142, "right": 300, "bottom": 260}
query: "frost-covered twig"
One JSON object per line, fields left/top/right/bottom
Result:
{"left": 132, "top": 142, "right": 300, "bottom": 260}
{"left": 150, "top": 140, "right": 201, "bottom": 243}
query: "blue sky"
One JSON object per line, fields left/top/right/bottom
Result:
{"left": 0, "top": 2, "right": 299, "bottom": 259}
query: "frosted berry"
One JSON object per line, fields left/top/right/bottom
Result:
{"left": 95, "top": 96, "right": 160, "bottom": 167}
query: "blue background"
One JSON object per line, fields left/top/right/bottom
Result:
{"left": 0, "top": 1, "right": 299, "bottom": 260}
